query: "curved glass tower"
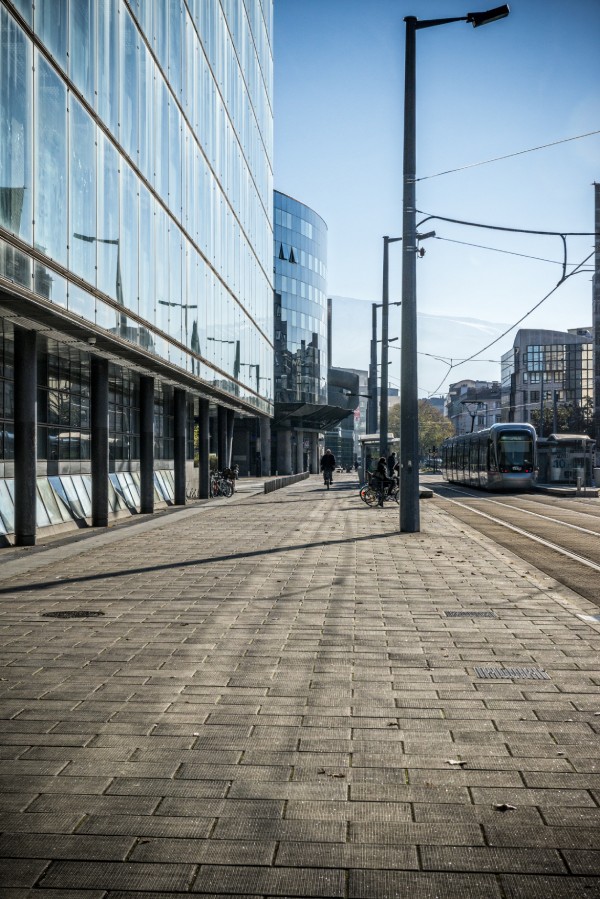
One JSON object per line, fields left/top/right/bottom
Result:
{"left": 274, "top": 190, "right": 328, "bottom": 404}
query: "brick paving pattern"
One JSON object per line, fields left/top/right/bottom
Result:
{"left": 0, "top": 473, "right": 599, "bottom": 897}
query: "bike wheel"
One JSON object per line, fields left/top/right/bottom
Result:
{"left": 389, "top": 485, "right": 400, "bottom": 504}
{"left": 362, "top": 486, "right": 379, "bottom": 506}
{"left": 219, "top": 479, "right": 233, "bottom": 497}
{"left": 359, "top": 484, "right": 370, "bottom": 503}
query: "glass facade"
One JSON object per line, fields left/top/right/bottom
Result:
{"left": 274, "top": 190, "right": 328, "bottom": 404}
{"left": 501, "top": 329, "right": 593, "bottom": 434}
{"left": 0, "top": 0, "right": 273, "bottom": 414}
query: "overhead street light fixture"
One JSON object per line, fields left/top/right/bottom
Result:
{"left": 399, "top": 5, "right": 509, "bottom": 533}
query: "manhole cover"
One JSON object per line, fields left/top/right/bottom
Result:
{"left": 42, "top": 611, "right": 105, "bottom": 619}
{"left": 445, "top": 611, "right": 496, "bottom": 618}
{"left": 475, "top": 666, "right": 549, "bottom": 680}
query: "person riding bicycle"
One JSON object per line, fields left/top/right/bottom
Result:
{"left": 372, "top": 456, "right": 394, "bottom": 506}
{"left": 320, "top": 448, "right": 336, "bottom": 485}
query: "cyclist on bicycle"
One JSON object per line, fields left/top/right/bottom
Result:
{"left": 320, "top": 448, "right": 336, "bottom": 485}
{"left": 373, "top": 456, "right": 394, "bottom": 506}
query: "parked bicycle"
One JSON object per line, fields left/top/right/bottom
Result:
{"left": 210, "top": 471, "right": 233, "bottom": 498}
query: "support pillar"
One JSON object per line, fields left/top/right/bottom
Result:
{"left": 140, "top": 376, "right": 154, "bottom": 514}
{"left": 226, "top": 408, "right": 234, "bottom": 469}
{"left": 277, "top": 428, "right": 292, "bottom": 475}
{"left": 14, "top": 327, "right": 37, "bottom": 546}
{"left": 296, "top": 429, "right": 304, "bottom": 473}
{"left": 311, "top": 433, "right": 319, "bottom": 474}
{"left": 217, "top": 406, "right": 227, "bottom": 470}
{"left": 259, "top": 415, "right": 271, "bottom": 476}
{"left": 198, "top": 398, "right": 210, "bottom": 498}
{"left": 91, "top": 356, "right": 109, "bottom": 527}
{"left": 174, "top": 388, "right": 187, "bottom": 505}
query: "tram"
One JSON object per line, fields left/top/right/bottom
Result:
{"left": 441, "top": 423, "right": 537, "bottom": 490}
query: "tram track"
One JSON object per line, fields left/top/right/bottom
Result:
{"left": 429, "top": 480, "right": 600, "bottom": 607}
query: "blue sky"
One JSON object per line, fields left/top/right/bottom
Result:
{"left": 273, "top": 0, "right": 600, "bottom": 395}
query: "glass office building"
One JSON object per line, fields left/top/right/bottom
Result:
{"left": 274, "top": 190, "right": 328, "bottom": 405}
{"left": 0, "top": 0, "right": 273, "bottom": 543}
{"left": 501, "top": 328, "right": 593, "bottom": 435}
{"left": 272, "top": 190, "right": 348, "bottom": 474}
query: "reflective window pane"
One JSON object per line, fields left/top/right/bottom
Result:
{"left": 69, "top": 97, "right": 96, "bottom": 284}
{"left": 34, "top": 53, "right": 67, "bottom": 266}
{"left": 69, "top": 0, "right": 95, "bottom": 104}
{"left": 0, "top": 7, "right": 32, "bottom": 243}
{"left": 35, "top": 0, "right": 67, "bottom": 69}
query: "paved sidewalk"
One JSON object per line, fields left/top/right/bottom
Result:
{"left": 1, "top": 473, "right": 599, "bottom": 898}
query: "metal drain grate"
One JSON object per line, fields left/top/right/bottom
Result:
{"left": 445, "top": 611, "right": 496, "bottom": 618}
{"left": 42, "top": 611, "right": 105, "bottom": 619}
{"left": 475, "top": 666, "right": 549, "bottom": 680}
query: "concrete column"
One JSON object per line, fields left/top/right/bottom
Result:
{"left": 311, "top": 433, "right": 319, "bottom": 474}
{"left": 217, "top": 406, "right": 227, "bottom": 470}
{"left": 259, "top": 415, "right": 271, "bottom": 476}
{"left": 139, "top": 376, "right": 154, "bottom": 514}
{"left": 277, "top": 428, "right": 292, "bottom": 475}
{"left": 296, "top": 429, "right": 304, "bottom": 473}
{"left": 91, "top": 356, "right": 109, "bottom": 527}
{"left": 14, "top": 327, "right": 37, "bottom": 546}
{"left": 226, "top": 408, "right": 234, "bottom": 469}
{"left": 197, "top": 399, "right": 210, "bottom": 499}
{"left": 174, "top": 388, "right": 187, "bottom": 505}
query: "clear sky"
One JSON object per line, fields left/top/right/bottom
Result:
{"left": 273, "top": 0, "right": 600, "bottom": 396}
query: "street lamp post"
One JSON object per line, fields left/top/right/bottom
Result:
{"left": 399, "top": 5, "right": 509, "bottom": 533}
{"left": 381, "top": 236, "right": 402, "bottom": 459}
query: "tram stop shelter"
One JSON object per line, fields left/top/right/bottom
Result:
{"left": 537, "top": 433, "right": 596, "bottom": 487}
{"left": 359, "top": 434, "right": 399, "bottom": 484}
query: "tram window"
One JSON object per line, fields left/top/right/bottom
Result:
{"left": 498, "top": 434, "right": 534, "bottom": 472}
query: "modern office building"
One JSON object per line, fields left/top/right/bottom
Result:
{"left": 0, "top": 0, "right": 274, "bottom": 544}
{"left": 446, "top": 379, "right": 502, "bottom": 435}
{"left": 272, "top": 190, "right": 345, "bottom": 473}
{"left": 501, "top": 328, "right": 593, "bottom": 435}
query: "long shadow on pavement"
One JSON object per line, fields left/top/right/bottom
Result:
{"left": 0, "top": 529, "right": 399, "bottom": 595}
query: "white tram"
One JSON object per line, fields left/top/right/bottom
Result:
{"left": 442, "top": 423, "right": 537, "bottom": 490}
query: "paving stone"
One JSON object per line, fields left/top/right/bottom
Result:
{"left": 349, "top": 869, "right": 503, "bottom": 898}
{"left": 130, "top": 837, "right": 275, "bottom": 865}
{"left": 561, "top": 850, "right": 600, "bottom": 875}
{"left": 500, "top": 874, "right": 600, "bottom": 898}
{"left": 0, "top": 834, "right": 135, "bottom": 861}
{"left": 79, "top": 814, "right": 215, "bottom": 839}
{"left": 0, "top": 858, "right": 50, "bottom": 888}
{"left": 190, "top": 864, "right": 345, "bottom": 896}
{"left": 421, "top": 845, "right": 567, "bottom": 874}
{"left": 39, "top": 861, "right": 195, "bottom": 892}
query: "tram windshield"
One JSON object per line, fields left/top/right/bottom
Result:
{"left": 497, "top": 432, "right": 534, "bottom": 473}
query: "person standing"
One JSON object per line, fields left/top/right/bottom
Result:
{"left": 387, "top": 451, "right": 397, "bottom": 477}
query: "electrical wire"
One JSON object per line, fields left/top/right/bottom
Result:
{"left": 427, "top": 249, "right": 595, "bottom": 397}
{"left": 416, "top": 210, "right": 596, "bottom": 237}
{"left": 433, "top": 235, "right": 593, "bottom": 268}
{"left": 415, "top": 129, "right": 600, "bottom": 182}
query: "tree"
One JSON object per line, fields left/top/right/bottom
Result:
{"left": 388, "top": 400, "right": 454, "bottom": 458}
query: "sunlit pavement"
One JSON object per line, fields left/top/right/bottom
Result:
{"left": 0, "top": 472, "right": 599, "bottom": 897}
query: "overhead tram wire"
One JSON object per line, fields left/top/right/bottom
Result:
{"left": 427, "top": 248, "right": 595, "bottom": 397}
{"left": 414, "top": 129, "right": 600, "bottom": 182}
{"left": 433, "top": 236, "right": 594, "bottom": 269}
